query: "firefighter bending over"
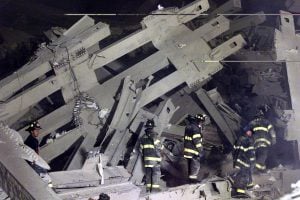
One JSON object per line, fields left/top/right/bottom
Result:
{"left": 140, "top": 119, "right": 162, "bottom": 192}
{"left": 249, "top": 105, "right": 276, "bottom": 173}
{"left": 184, "top": 113, "right": 206, "bottom": 183}
{"left": 229, "top": 126, "right": 255, "bottom": 198}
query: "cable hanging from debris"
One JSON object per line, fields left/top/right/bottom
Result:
{"left": 72, "top": 93, "right": 102, "bottom": 127}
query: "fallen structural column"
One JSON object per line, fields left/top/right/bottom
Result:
{"left": 194, "top": 88, "right": 237, "bottom": 145}
{"left": 0, "top": 52, "right": 53, "bottom": 101}
{"left": 91, "top": 0, "right": 210, "bottom": 71}
{"left": 58, "top": 182, "right": 140, "bottom": 200}
{"left": 67, "top": 110, "right": 101, "bottom": 170}
{"left": 2, "top": 76, "right": 61, "bottom": 121}
{"left": 40, "top": 128, "right": 83, "bottom": 163}
{"left": 104, "top": 76, "right": 140, "bottom": 165}
{"left": 275, "top": 10, "right": 300, "bottom": 159}
{"left": 0, "top": 147, "right": 61, "bottom": 200}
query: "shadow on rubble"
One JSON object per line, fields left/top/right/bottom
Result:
{"left": 161, "top": 147, "right": 234, "bottom": 187}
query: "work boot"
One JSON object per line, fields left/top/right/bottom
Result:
{"left": 151, "top": 188, "right": 161, "bottom": 193}
{"left": 146, "top": 187, "right": 151, "bottom": 193}
{"left": 189, "top": 178, "right": 199, "bottom": 184}
{"left": 231, "top": 190, "right": 251, "bottom": 199}
{"left": 253, "top": 168, "right": 261, "bottom": 175}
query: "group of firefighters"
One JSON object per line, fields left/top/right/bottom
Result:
{"left": 23, "top": 104, "right": 275, "bottom": 198}
{"left": 139, "top": 105, "right": 276, "bottom": 198}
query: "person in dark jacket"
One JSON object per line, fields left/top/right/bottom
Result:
{"left": 249, "top": 105, "right": 276, "bottom": 173}
{"left": 25, "top": 121, "right": 52, "bottom": 187}
{"left": 183, "top": 113, "right": 206, "bottom": 182}
{"left": 229, "top": 126, "right": 255, "bottom": 198}
{"left": 140, "top": 119, "right": 162, "bottom": 192}
{"left": 25, "top": 121, "right": 41, "bottom": 154}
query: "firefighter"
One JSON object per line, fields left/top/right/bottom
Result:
{"left": 140, "top": 119, "right": 162, "bottom": 192}
{"left": 25, "top": 121, "right": 53, "bottom": 187}
{"left": 249, "top": 105, "right": 276, "bottom": 173}
{"left": 25, "top": 121, "right": 41, "bottom": 154}
{"left": 229, "top": 126, "right": 256, "bottom": 198}
{"left": 183, "top": 113, "right": 206, "bottom": 182}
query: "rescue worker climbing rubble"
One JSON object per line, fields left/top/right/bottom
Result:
{"left": 229, "top": 126, "right": 256, "bottom": 198}
{"left": 249, "top": 105, "right": 276, "bottom": 173}
{"left": 183, "top": 113, "right": 206, "bottom": 183}
{"left": 25, "top": 121, "right": 53, "bottom": 187}
{"left": 140, "top": 119, "right": 162, "bottom": 192}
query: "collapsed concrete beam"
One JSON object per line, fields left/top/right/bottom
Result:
{"left": 140, "top": 34, "right": 246, "bottom": 106}
{"left": 40, "top": 128, "right": 83, "bottom": 163}
{"left": 18, "top": 51, "right": 167, "bottom": 147}
{"left": 62, "top": 15, "right": 95, "bottom": 38}
{"left": 0, "top": 147, "right": 60, "bottom": 200}
{"left": 196, "top": 15, "right": 231, "bottom": 42}
{"left": 67, "top": 110, "right": 101, "bottom": 170}
{"left": 209, "top": 34, "right": 246, "bottom": 60}
{"left": 91, "top": 51, "right": 169, "bottom": 108}
{"left": 92, "top": 0, "right": 210, "bottom": 70}
{"left": 107, "top": 14, "right": 246, "bottom": 172}
{"left": 274, "top": 10, "right": 300, "bottom": 158}
{"left": 1, "top": 0, "right": 211, "bottom": 124}
{"left": 0, "top": 61, "right": 53, "bottom": 101}
{"left": 104, "top": 76, "right": 139, "bottom": 165}
{"left": 0, "top": 17, "right": 110, "bottom": 103}
{"left": 92, "top": 30, "right": 151, "bottom": 70}
{"left": 51, "top": 166, "right": 130, "bottom": 190}
{"left": 155, "top": 99, "right": 180, "bottom": 135}
{"left": 140, "top": 71, "right": 185, "bottom": 107}
{"left": 58, "top": 182, "right": 140, "bottom": 200}
{"left": 0, "top": 76, "right": 61, "bottom": 121}
{"left": 18, "top": 102, "right": 74, "bottom": 140}
{"left": 194, "top": 89, "right": 237, "bottom": 144}
{"left": 0, "top": 19, "right": 110, "bottom": 122}
{"left": 275, "top": 10, "right": 299, "bottom": 60}
{"left": 50, "top": 169, "right": 101, "bottom": 189}
{"left": 226, "top": 11, "right": 266, "bottom": 35}
{"left": 162, "top": 124, "right": 185, "bottom": 139}
{"left": 17, "top": 51, "right": 167, "bottom": 140}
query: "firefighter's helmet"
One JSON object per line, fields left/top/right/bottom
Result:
{"left": 187, "top": 113, "right": 207, "bottom": 123}
{"left": 25, "top": 121, "right": 42, "bottom": 132}
{"left": 256, "top": 104, "right": 270, "bottom": 117}
{"left": 145, "top": 119, "right": 155, "bottom": 128}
